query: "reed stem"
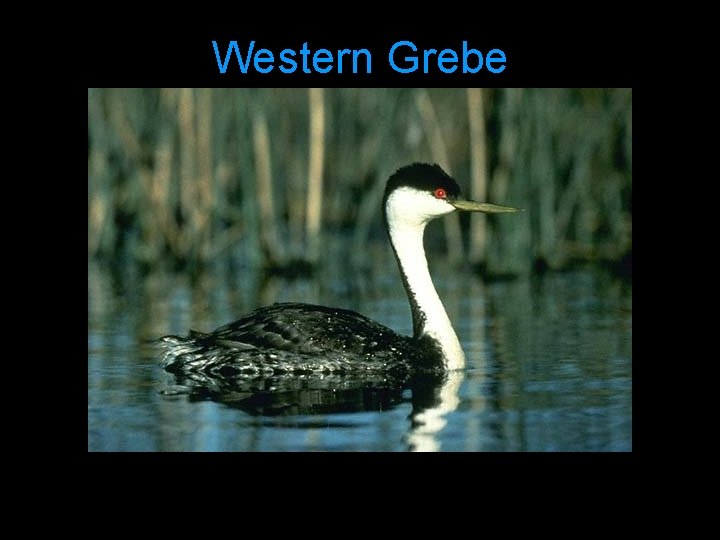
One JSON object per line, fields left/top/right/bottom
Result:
{"left": 306, "top": 88, "right": 326, "bottom": 264}
{"left": 466, "top": 87, "right": 488, "bottom": 265}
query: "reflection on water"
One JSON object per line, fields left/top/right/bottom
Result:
{"left": 163, "top": 362, "right": 459, "bottom": 450}
{"left": 407, "top": 370, "right": 464, "bottom": 452}
{"left": 88, "top": 242, "right": 631, "bottom": 451}
{"left": 165, "top": 370, "right": 420, "bottom": 417}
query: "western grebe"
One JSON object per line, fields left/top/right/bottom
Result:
{"left": 160, "top": 163, "right": 519, "bottom": 379}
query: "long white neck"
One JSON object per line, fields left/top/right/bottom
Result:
{"left": 385, "top": 189, "right": 466, "bottom": 370}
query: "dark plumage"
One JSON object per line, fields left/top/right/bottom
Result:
{"left": 383, "top": 162, "right": 460, "bottom": 204}
{"left": 161, "top": 302, "right": 444, "bottom": 378}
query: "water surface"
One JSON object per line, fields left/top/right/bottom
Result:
{"left": 88, "top": 249, "right": 631, "bottom": 452}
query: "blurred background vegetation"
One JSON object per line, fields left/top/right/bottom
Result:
{"left": 87, "top": 88, "right": 631, "bottom": 279}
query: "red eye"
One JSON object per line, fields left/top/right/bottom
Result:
{"left": 434, "top": 188, "right": 447, "bottom": 199}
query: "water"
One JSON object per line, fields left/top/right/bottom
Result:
{"left": 88, "top": 248, "right": 632, "bottom": 452}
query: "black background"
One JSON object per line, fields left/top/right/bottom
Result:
{"left": 86, "top": 25, "right": 633, "bottom": 87}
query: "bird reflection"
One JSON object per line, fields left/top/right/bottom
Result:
{"left": 163, "top": 365, "right": 464, "bottom": 450}
{"left": 406, "top": 369, "right": 464, "bottom": 451}
{"left": 164, "top": 368, "right": 439, "bottom": 414}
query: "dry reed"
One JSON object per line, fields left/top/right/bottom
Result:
{"left": 87, "top": 88, "right": 632, "bottom": 278}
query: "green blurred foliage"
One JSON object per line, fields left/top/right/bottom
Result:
{"left": 87, "top": 88, "right": 631, "bottom": 277}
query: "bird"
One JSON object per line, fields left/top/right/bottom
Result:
{"left": 160, "top": 162, "right": 519, "bottom": 380}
